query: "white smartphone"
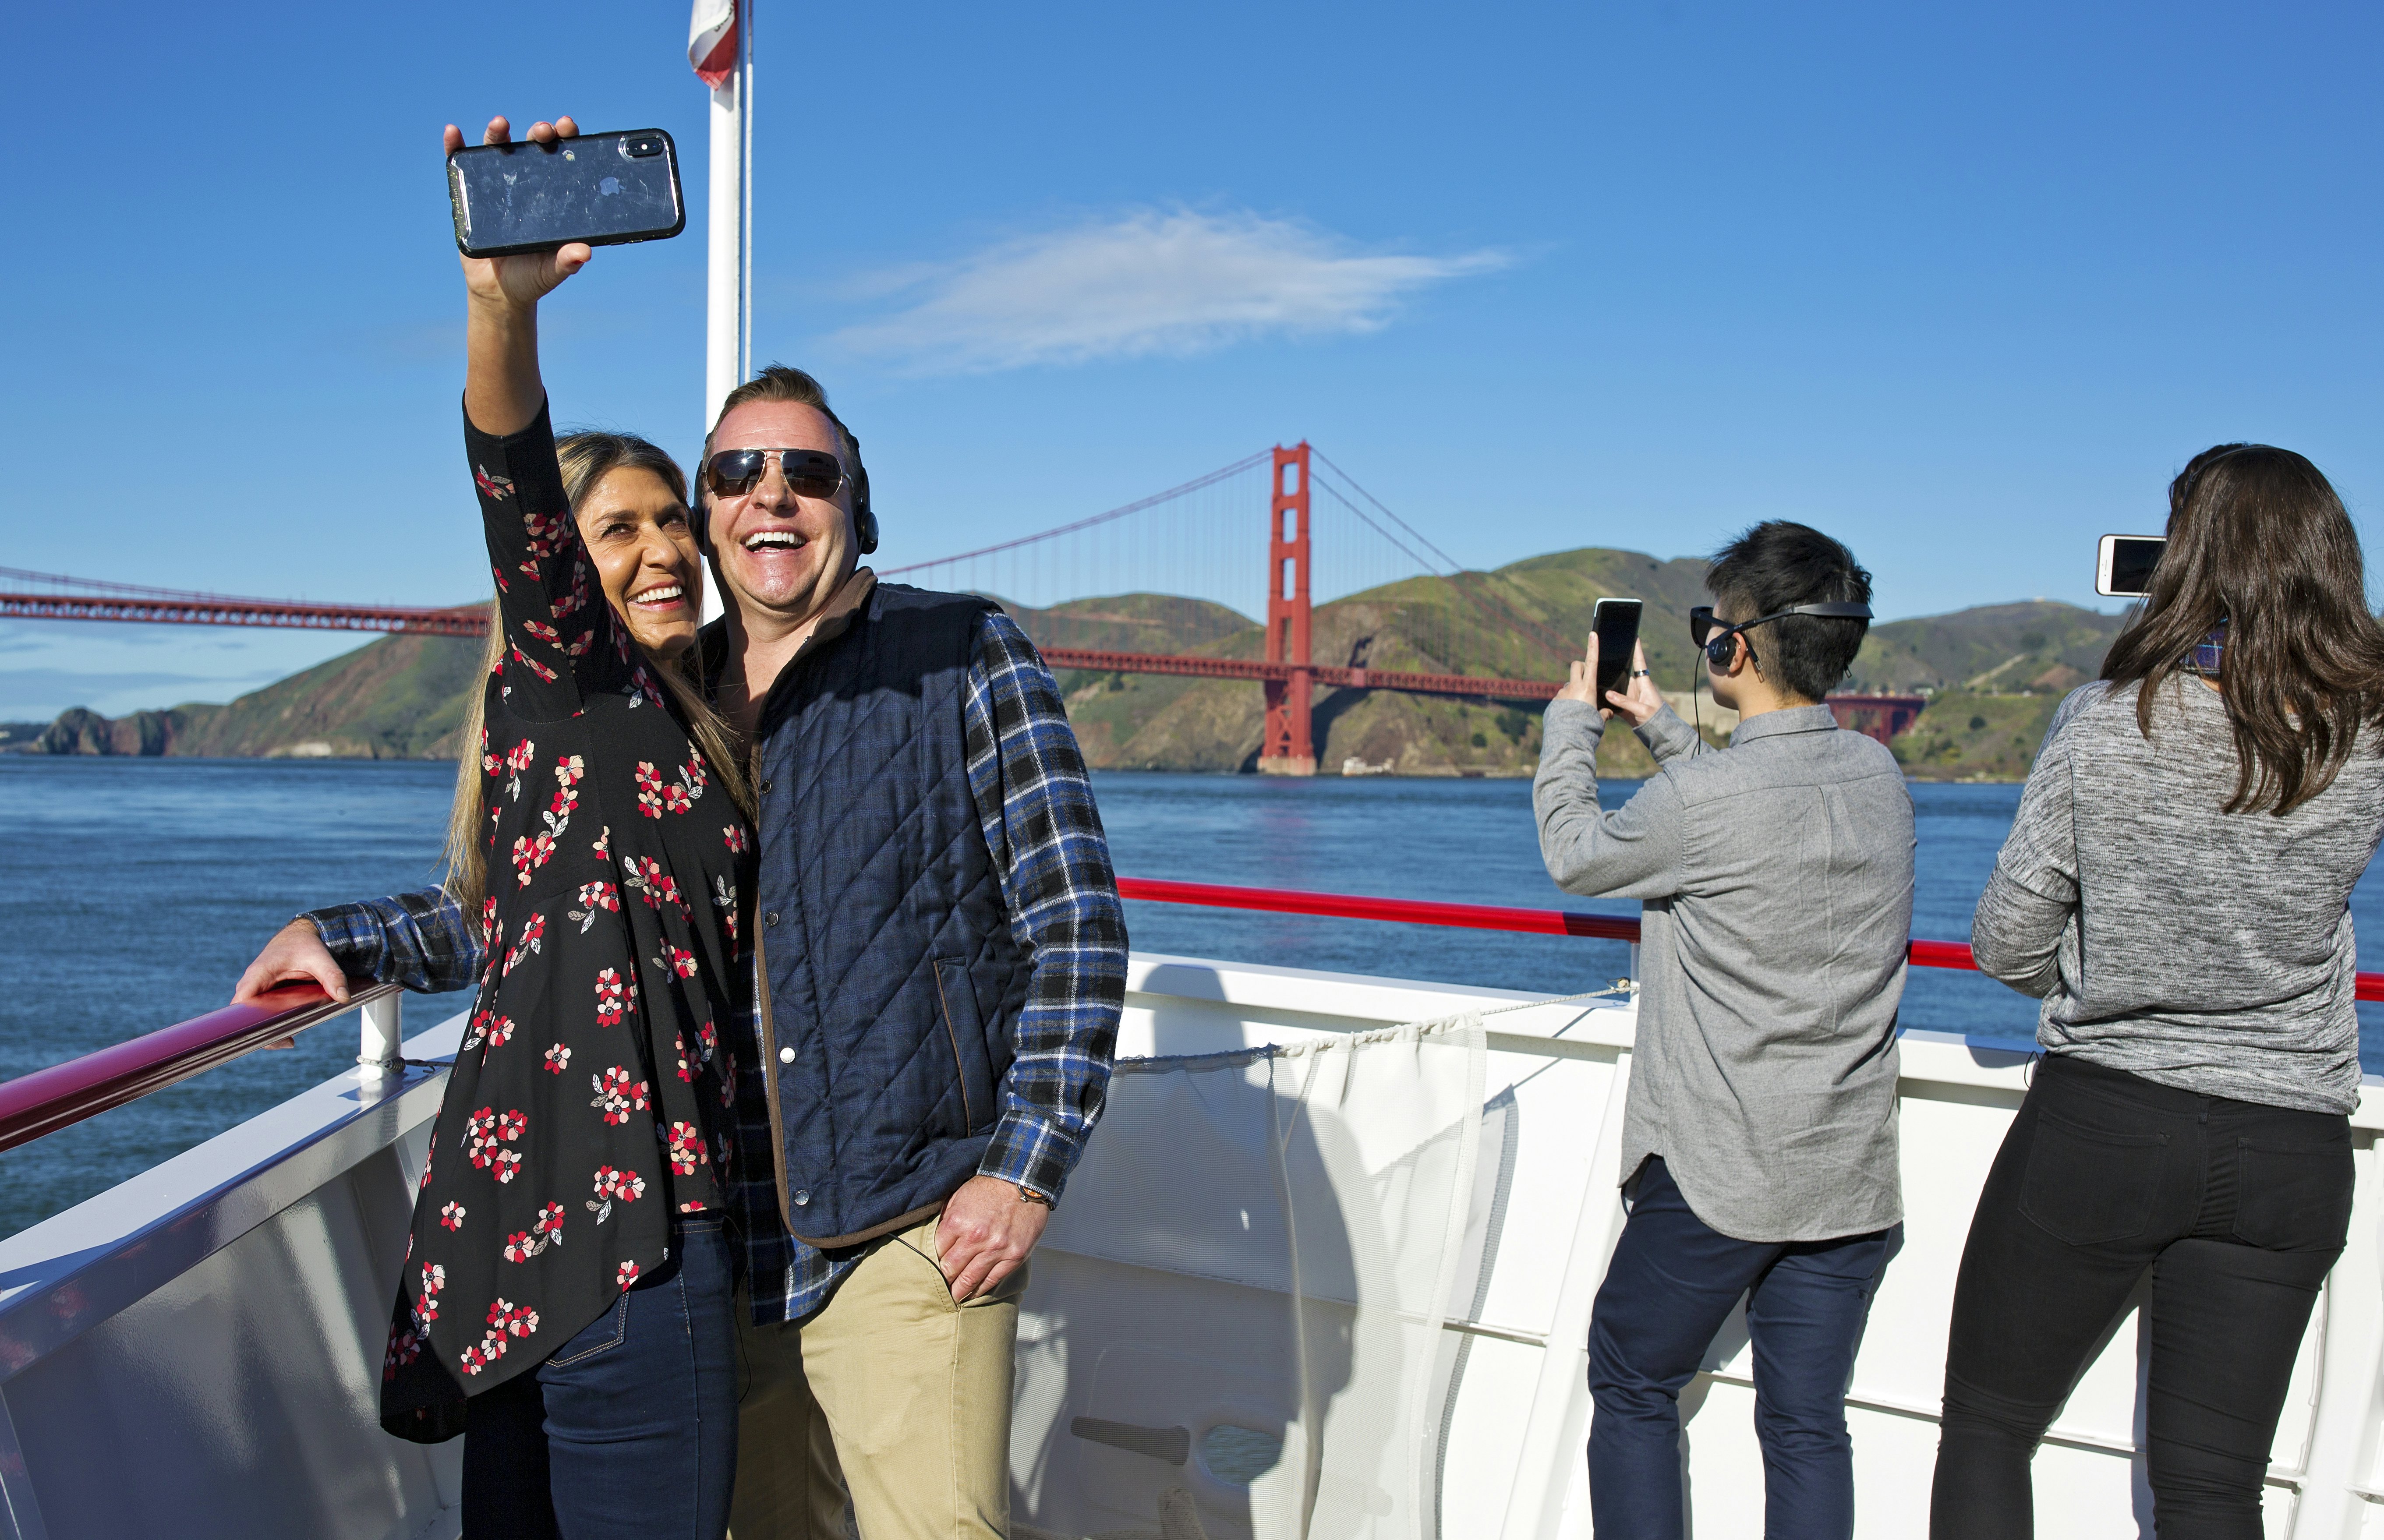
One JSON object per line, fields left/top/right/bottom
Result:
{"left": 2097, "top": 534, "right": 2165, "bottom": 597}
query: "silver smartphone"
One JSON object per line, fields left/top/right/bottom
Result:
{"left": 2097, "top": 534, "right": 2165, "bottom": 597}
{"left": 447, "top": 131, "right": 685, "bottom": 258}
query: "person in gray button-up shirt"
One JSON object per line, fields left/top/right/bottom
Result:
{"left": 1535, "top": 521, "right": 1912, "bottom": 1540}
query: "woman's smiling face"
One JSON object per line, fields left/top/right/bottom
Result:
{"left": 577, "top": 466, "right": 704, "bottom": 660}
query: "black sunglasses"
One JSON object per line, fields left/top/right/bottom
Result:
{"left": 703, "top": 448, "right": 847, "bottom": 500}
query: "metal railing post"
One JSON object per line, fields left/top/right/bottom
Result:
{"left": 359, "top": 993, "right": 403, "bottom": 1081}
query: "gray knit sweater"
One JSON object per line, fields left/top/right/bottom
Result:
{"left": 1973, "top": 677, "right": 2384, "bottom": 1113}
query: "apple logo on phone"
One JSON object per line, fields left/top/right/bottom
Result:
{"left": 598, "top": 177, "right": 622, "bottom": 196}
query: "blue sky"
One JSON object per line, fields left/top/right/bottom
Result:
{"left": 4, "top": 1, "right": 2379, "bottom": 719}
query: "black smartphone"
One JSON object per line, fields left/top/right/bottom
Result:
{"left": 447, "top": 130, "right": 685, "bottom": 258}
{"left": 2097, "top": 534, "right": 2165, "bottom": 597}
{"left": 1590, "top": 598, "right": 1644, "bottom": 699}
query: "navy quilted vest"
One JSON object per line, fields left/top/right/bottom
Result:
{"left": 750, "top": 583, "right": 1032, "bottom": 1245}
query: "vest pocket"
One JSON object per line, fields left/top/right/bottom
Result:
{"left": 932, "top": 957, "right": 996, "bottom": 1135}
{"left": 2018, "top": 1107, "right": 2168, "bottom": 1246}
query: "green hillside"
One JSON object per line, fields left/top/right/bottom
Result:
{"left": 7, "top": 551, "right": 2135, "bottom": 780}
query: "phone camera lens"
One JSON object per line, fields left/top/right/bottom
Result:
{"left": 624, "top": 135, "right": 663, "bottom": 158}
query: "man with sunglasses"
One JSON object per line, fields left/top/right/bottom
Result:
{"left": 237, "top": 360, "right": 1127, "bottom": 1538}
{"left": 1535, "top": 521, "right": 1913, "bottom": 1540}
{"left": 690, "top": 363, "right": 1127, "bottom": 1539}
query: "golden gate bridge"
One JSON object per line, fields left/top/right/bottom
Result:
{"left": 0, "top": 442, "right": 1923, "bottom": 767}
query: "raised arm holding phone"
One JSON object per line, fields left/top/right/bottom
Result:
{"left": 1537, "top": 522, "right": 1907, "bottom": 1540}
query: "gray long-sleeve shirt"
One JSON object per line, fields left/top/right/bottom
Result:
{"left": 1536, "top": 700, "right": 1915, "bottom": 1243}
{"left": 1973, "top": 678, "right": 2384, "bottom": 1115}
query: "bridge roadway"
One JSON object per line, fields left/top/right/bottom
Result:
{"left": 0, "top": 587, "right": 1927, "bottom": 742}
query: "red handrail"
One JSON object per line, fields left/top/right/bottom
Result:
{"left": 1116, "top": 877, "right": 2384, "bottom": 1003}
{"left": 4, "top": 879, "right": 2376, "bottom": 1161}
{"left": 0, "top": 981, "right": 399, "bottom": 1156}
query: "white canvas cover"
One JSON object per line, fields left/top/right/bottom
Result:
{"left": 1014, "top": 1015, "right": 1488, "bottom": 1540}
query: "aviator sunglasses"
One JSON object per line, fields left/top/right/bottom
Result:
{"left": 703, "top": 447, "right": 848, "bottom": 500}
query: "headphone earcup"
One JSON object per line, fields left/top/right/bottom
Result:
{"left": 851, "top": 461, "right": 878, "bottom": 555}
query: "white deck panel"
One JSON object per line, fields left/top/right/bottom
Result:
{"left": 0, "top": 957, "right": 2373, "bottom": 1537}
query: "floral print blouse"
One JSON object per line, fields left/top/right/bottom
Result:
{"left": 382, "top": 402, "right": 751, "bottom": 1429}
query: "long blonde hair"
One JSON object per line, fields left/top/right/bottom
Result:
{"left": 442, "top": 432, "right": 755, "bottom": 922}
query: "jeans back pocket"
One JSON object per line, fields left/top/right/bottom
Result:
{"left": 2232, "top": 1135, "right": 2355, "bottom": 1253}
{"left": 2018, "top": 1106, "right": 2169, "bottom": 1246}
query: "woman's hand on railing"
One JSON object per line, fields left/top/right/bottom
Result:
{"left": 233, "top": 918, "right": 351, "bottom": 1048}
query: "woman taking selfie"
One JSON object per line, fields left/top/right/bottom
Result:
{"left": 378, "top": 114, "right": 753, "bottom": 1537}
{"left": 1931, "top": 444, "right": 2384, "bottom": 1539}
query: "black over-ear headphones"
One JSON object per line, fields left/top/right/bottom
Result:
{"left": 831, "top": 413, "right": 879, "bottom": 557}
{"left": 1698, "top": 602, "right": 1872, "bottom": 669}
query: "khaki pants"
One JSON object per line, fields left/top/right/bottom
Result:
{"left": 729, "top": 1215, "right": 1024, "bottom": 1540}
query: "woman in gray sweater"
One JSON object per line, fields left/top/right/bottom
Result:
{"left": 1931, "top": 444, "right": 2384, "bottom": 1540}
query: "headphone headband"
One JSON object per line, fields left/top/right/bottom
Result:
{"left": 1701, "top": 601, "right": 1872, "bottom": 668}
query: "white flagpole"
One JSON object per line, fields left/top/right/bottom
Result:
{"left": 701, "top": 0, "right": 749, "bottom": 624}
{"left": 740, "top": 1, "right": 755, "bottom": 384}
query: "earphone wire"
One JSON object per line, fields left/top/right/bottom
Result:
{"left": 1693, "top": 645, "right": 1708, "bottom": 756}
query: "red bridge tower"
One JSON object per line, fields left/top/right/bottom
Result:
{"left": 1258, "top": 443, "right": 1316, "bottom": 775}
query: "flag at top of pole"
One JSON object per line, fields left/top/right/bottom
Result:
{"left": 689, "top": 0, "right": 739, "bottom": 88}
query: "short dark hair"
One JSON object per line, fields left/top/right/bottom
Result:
{"left": 1705, "top": 521, "right": 1873, "bottom": 703}
{"left": 703, "top": 364, "right": 861, "bottom": 474}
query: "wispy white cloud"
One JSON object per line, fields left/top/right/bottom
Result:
{"left": 829, "top": 208, "right": 1508, "bottom": 373}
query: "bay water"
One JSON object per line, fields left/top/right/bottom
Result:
{"left": 5, "top": 756, "right": 2382, "bottom": 1241}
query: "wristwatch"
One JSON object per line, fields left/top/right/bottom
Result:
{"left": 1017, "top": 1184, "right": 1054, "bottom": 1208}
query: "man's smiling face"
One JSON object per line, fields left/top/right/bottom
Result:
{"left": 704, "top": 399, "right": 858, "bottom": 627}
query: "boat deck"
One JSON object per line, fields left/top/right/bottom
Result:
{"left": 0, "top": 955, "right": 2377, "bottom": 1538}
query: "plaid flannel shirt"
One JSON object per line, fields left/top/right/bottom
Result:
{"left": 306, "top": 609, "right": 1126, "bottom": 1325}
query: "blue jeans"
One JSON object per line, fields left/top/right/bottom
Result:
{"left": 461, "top": 1217, "right": 740, "bottom": 1540}
{"left": 1588, "top": 1157, "right": 1899, "bottom": 1540}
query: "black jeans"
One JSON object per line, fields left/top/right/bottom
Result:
{"left": 460, "top": 1217, "right": 740, "bottom": 1540}
{"left": 1931, "top": 1054, "right": 2352, "bottom": 1540}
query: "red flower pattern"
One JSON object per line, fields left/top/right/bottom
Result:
{"left": 591, "top": 1066, "right": 635, "bottom": 1126}
{"left": 667, "top": 1121, "right": 707, "bottom": 1176}
{"left": 502, "top": 911, "right": 545, "bottom": 976}
{"left": 567, "top": 879, "right": 619, "bottom": 933}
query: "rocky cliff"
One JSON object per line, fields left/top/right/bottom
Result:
{"left": 10, "top": 632, "right": 483, "bottom": 760}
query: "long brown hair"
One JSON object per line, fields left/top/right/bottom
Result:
{"left": 2101, "top": 443, "right": 2384, "bottom": 815}
{"left": 442, "top": 432, "right": 755, "bottom": 920}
